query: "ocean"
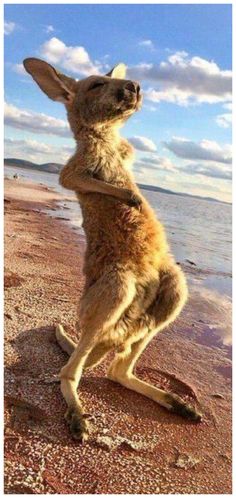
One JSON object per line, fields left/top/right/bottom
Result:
{"left": 5, "top": 165, "right": 232, "bottom": 351}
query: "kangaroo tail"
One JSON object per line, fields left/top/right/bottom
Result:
{"left": 55, "top": 324, "right": 76, "bottom": 356}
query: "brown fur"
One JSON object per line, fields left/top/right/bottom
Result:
{"left": 23, "top": 57, "right": 201, "bottom": 441}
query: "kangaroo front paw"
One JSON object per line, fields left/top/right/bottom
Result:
{"left": 65, "top": 407, "right": 90, "bottom": 442}
{"left": 127, "top": 192, "right": 143, "bottom": 210}
{"left": 165, "top": 393, "right": 202, "bottom": 422}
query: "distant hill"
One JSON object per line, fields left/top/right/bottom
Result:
{"left": 138, "top": 183, "right": 228, "bottom": 204}
{"left": 4, "top": 158, "right": 63, "bottom": 174}
{"left": 4, "top": 157, "right": 230, "bottom": 205}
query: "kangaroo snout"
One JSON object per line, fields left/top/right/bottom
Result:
{"left": 117, "top": 80, "right": 141, "bottom": 107}
{"left": 124, "top": 81, "right": 140, "bottom": 94}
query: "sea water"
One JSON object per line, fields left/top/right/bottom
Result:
{"left": 5, "top": 165, "right": 232, "bottom": 351}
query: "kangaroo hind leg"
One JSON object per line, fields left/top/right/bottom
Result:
{"left": 59, "top": 270, "right": 137, "bottom": 441}
{"left": 108, "top": 328, "right": 201, "bottom": 421}
{"left": 108, "top": 266, "right": 201, "bottom": 421}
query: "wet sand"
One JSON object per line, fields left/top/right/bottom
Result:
{"left": 4, "top": 178, "right": 232, "bottom": 494}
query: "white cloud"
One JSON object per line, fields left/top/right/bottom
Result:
{"left": 181, "top": 161, "right": 232, "bottom": 180}
{"left": 136, "top": 155, "right": 176, "bottom": 172}
{"left": 145, "top": 87, "right": 192, "bottom": 107}
{"left": 138, "top": 39, "right": 154, "bottom": 50}
{"left": 5, "top": 137, "right": 54, "bottom": 155}
{"left": 223, "top": 102, "right": 232, "bottom": 111}
{"left": 40, "top": 37, "right": 101, "bottom": 76}
{"left": 12, "top": 63, "right": 27, "bottom": 75}
{"left": 133, "top": 158, "right": 231, "bottom": 203}
{"left": 128, "top": 51, "right": 232, "bottom": 106}
{"left": 163, "top": 137, "right": 232, "bottom": 164}
{"left": 142, "top": 104, "right": 158, "bottom": 112}
{"left": 215, "top": 101, "right": 232, "bottom": 128}
{"left": 216, "top": 113, "right": 232, "bottom": 128}
{"left": 4, "top": 137, "right": 74, "bottom": 164}
{"left": 4, "top": 21, "right": 16, "bottom": 35}
{"left": 129, "top": 136, "right": 157, "bottom": 152}
{"left": 44, "top": 25, "right": 55, "bottom": 34}
{"left": 4, "top": 102, "right": 71, "bottom": 138}
{"left": 135, "top": 149, "right": 231, "bottom": 181}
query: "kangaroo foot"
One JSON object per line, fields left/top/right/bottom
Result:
{"left": 165, "top": 393, "right": 202, "bottom": 422}
{"left": 65, "top": 407, "right": 90, "bottom": 442}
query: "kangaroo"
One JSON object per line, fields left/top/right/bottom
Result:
{"left": 23, "top": 57, "right": 202, "bottom": 441}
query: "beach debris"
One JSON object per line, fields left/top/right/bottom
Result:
{"left": 37, "top": 374, "right": 60, "bottom": 384}
{"left": 186, "top": 259, "right": 197, "bottom": 266}
{"left": 14, "top": 305, "right": 32, "bottom": 317}
{"left": 211, "top": 393, "right": 225, "bottom": 399}
{"left": 174, "top": 450, "right": 200, "bottom": 469}
{"left": 55, "top": 216, "right": 70, "bottom": 221}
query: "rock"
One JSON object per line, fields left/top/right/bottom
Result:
{"left": 174, "top": 452, "right": 200, "bottom": 469}
{"left": 95, "top": 434, "right": 153, "bottom": 452}
{"left": 119, "top": 440, "right": 147, "bottom": 452}
{"left": 95, "top": 435, "right": 115, "bottom": 450}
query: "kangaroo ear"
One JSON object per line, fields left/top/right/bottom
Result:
{"left": 106, "top": 63, "right": 127, "bottom": 79}
{"left": 23, "top": 58, "right": 77, "bottom": 104}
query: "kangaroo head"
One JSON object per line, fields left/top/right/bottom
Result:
{"left": 23, "top": 58, "right": 142, "bottom": 137}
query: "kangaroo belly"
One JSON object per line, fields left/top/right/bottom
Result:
{"left": 79, "top": 193, "right": 169, "bottom": 281}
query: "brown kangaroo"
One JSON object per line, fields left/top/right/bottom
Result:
{"left": 23, "top": 57, "right": 202, "bottom": 441}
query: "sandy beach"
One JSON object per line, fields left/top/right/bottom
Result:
{"left": 4, "top": 177, "right": 232, "bottom": 494}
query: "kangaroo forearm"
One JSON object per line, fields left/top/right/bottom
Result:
{"left": 80, "top": 176, "right": 131, "bottom": 202}
{"left": 60, "top": 168, "right": 131, "bottom": 202}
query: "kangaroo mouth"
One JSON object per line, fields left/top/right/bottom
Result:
{"left": 122, "top": 91, "right": 143, "bottom": 112}
{"left": 135, "top": 92, "right": 143, "bottom": 110}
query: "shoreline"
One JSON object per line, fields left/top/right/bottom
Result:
{"left": 4, "top": 162, "right": 231, "bottom": 205}
{"left": 4, "top": 178, "right": 232, "bottom": 494}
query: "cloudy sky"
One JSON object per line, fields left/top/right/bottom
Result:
{"left": 4, "top": 4, "right": 232, "bottom": 202}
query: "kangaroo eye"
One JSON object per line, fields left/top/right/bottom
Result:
{"left": 89, "top": 81, "right": 105, "bottom": 91}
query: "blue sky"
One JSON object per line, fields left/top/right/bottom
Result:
{"left": 4, "top": 4, "right": 232, "bottom": 202}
